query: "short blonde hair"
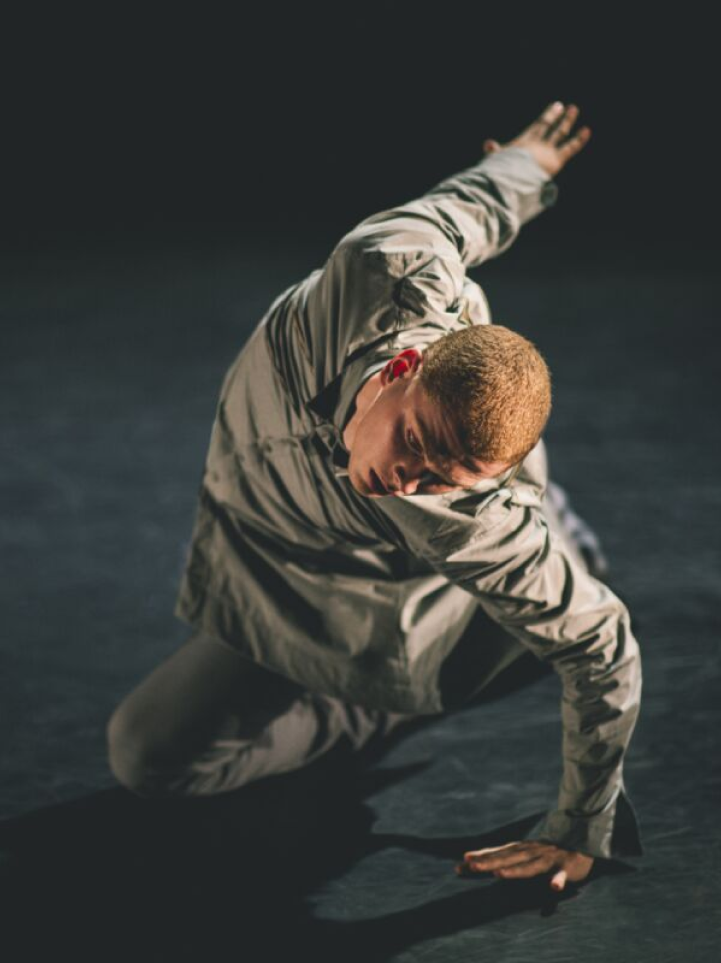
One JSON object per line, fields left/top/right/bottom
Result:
{"left": 418, "top": 324, "right": 552, "bottom": 466}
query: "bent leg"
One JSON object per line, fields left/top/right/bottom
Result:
{"left": 106, "top": 628, "right": 409, "bottom": 798}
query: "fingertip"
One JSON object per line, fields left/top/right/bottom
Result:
{"left": 550, "top": 870, "right": 567, "bottom": 891}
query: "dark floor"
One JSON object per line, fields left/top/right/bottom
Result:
{"left": 2, "top": 239, "right": 720, "bottom": 961}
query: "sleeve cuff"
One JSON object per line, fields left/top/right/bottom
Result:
{"left": 525, "top": 786, "right": 643, "bottom": 861}
{"left": 475, "top": 146, "right": 559, "bottom": 224}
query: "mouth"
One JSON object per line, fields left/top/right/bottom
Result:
{"left": 368, "top": 468, "right": 389, "bottom": 495}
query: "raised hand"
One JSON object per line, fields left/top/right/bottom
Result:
{"left": 455, "top": 839, "right": 594, "bottom": 891}
{"left": 483, "top": 101, "right": 592, "bottom": 178}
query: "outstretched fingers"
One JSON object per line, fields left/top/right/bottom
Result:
{"left": 456, "top": 840, "right": 550, "bottom": 873}
{"left": 547, "top": 103, "right": 579, "bottom": 143}
{"left": 461, "top": 843, "right": 540, "bottom": 873}
{"left": 558, "top": 125, "right": 593, "bottom": 159}
{"left": 456, "top": 839, "right": 592, "bottom": 891}
{"left": 528, "top": 100, "right": 565, "bottom": 136}
{"left": 493, "top": 856, "right": 555, "bottom": 879}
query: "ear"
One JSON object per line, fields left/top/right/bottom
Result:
{"left": 381, "top": 347, "right": 424, "bottom": 386}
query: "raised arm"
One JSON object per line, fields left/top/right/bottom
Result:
{"left": 336, "top": 100, "right": 590, "bottom": 271}
{"left": 292, "top": 103, "right": 591, "bottom": 394}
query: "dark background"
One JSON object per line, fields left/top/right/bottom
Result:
{"left": 1, "top": 7, "right": 719, "bottom": 264}
{"left": 2, "top": 8, "right": 720, "bottom": 961}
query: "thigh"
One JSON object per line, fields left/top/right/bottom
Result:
{"left": 109, "top": 627, "right": 304, "bottom": 768}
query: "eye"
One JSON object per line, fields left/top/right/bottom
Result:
{"left": 406, "top": 428, "right": 423, "bottom": 455}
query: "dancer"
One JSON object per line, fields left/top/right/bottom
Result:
{"left": 107, "top": 102, "right": 642, "bottom": 893}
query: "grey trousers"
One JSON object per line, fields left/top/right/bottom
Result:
{"left": 106, "top": 626, "right": 416, "bottom": 798}
{"left": 106, "top": 614, "right": 528, "bottom": 799}
{"left": 106, "top": 478, "right": 596, "bottom": 799}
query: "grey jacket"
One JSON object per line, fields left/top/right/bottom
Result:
{"left": 174, "top": 146, "right": 642, "bottom": 860}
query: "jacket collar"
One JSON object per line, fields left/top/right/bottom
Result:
{"left": 305, "top": 351, "right": 394, "bottom": 478}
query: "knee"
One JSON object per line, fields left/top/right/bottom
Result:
{"left": 105, "top": 701, "right": 178, "bottom": 798}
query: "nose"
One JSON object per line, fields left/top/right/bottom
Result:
{"left": 390, "top": 463, "right": 421, "bottom": 496}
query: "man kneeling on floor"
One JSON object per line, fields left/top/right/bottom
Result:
{"left": 107, "top": 101, "right": 643, "bottom": 894}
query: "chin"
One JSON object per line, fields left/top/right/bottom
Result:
{"left": 357, "top": 477, "right": 378, "bottom": 498}
{"left": 350, "top": 464, "right": 378, "bottom": 498}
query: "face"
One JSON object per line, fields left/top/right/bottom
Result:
{"left": 342, "top": 348, "right": 513, "bottom": 498}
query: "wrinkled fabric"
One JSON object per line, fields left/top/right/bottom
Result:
{"left": 174, "top": 146, "right": 642, "bottom": 860}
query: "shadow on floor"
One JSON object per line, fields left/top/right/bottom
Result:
{"left": 0, "top": 655, "right": 632, "bottom": 962}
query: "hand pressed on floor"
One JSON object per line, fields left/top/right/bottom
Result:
{"left": 455, "top": 840, "right": 594, "bottom": 892}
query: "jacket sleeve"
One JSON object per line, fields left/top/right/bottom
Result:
{"left": 292, "top": 147, "right": 559, "bottom": 389}
{"left": 345, "top": 144, "right": 559, "bottom": 272}
{"left": 408, "top": 488, "right": 643, "bottom": 861}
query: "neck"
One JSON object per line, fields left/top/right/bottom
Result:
{"left": 342, "top": 371, "right": 382, "bottom": 451}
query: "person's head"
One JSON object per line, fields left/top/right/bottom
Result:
{"left": 342, "top": 324, "right": 552, "bottom": 498}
